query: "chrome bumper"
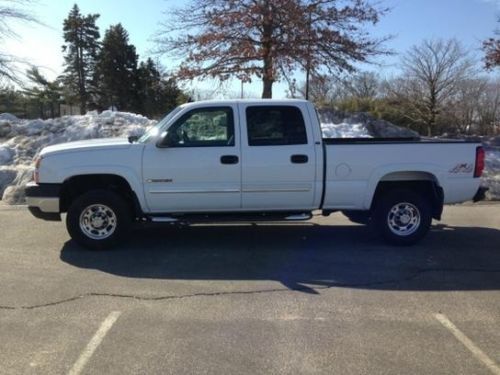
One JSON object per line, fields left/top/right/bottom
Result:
{"left": 25, "top": 196, "right": 60, "bottom": 213}
{"left": 25, "top": 182, "right": 62, "bottom": 221}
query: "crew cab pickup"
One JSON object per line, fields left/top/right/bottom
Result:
{"left": 25, "top": 99, "right": 487, "bottom": 249}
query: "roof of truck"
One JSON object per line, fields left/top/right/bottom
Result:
{"left": 183, "top": 98, "right": 311, "bottom": 105}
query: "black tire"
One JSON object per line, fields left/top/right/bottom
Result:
{"left": 66, "top": 190, "right": 131, "bottom": 250}
{"left": 342, "top": 210, "right": 371, "bottom": 225}
{"left": 373, "top": 189, "right": 432, "bottom": 246}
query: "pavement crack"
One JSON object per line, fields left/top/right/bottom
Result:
{"left": 0, "top": 267, "right": 499, "bottom": 311}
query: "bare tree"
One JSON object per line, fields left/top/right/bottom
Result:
{"left": 483, "top": 18, "right": 500, "bottom": 70}
{"left": 342, "top": 71, "right": 379, "bottom": 99}
{"left": 448, "top": 78, "right": 488, "bottom": 134}
{"left": 399, "top": 39, "right": 474, "bottom": 136}
{"left": 0, "top": 0, "right": 38, "bottom": 83}
{"left": 294, "top": 74, "right": 345, "bottom": 106}
{"left": 154, "top": 0, "right": 390, "bottom": 98}
{"left": 476, "top": 79, "right": 500, "bottom": 134}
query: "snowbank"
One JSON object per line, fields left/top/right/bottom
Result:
{"left": 318, "top": 109, "right": 420, "bottom": 139}
{"left": 0, "top": 111, "right": 155, "bottom": 204}
{"left": 0, "top": 109, "right": 498, "bottom": 205}
{"left": 0, "top": 113, "right": 18, "bottom": 122}
{"left": 483, "top": 142, "right": 500, "bottom": 201}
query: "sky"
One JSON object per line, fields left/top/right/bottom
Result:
{"left": 2, "top": 0, "right": 500, "bottom": 98}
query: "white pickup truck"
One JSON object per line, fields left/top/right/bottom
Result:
{"left": 25, "top": 99, "right": 487, "bottom": 249}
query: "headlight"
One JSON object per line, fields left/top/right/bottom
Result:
{"left": 33, "top": 157, "right": 42, "bottom": 183}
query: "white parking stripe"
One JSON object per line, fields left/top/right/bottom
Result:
{"left": 68, "top": 311, "right": 122, "bottom": 375}
{"left": 435, "top": 313, "right": 500, "bottom": 375}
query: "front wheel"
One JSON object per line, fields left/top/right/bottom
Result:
{"left": 373, "top": 189, "right": 432, "bottom": 246}
{"left": 66, "top": 190, "right": 131, "bottom": 250}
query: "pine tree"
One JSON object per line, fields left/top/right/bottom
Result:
{"left": 24, "top": 67, "right": 62, "bottom": 118}
{"left": 94, "top": 24, "right": 139, "bottom": 111}
{"left": 136, "top": 58, "right": 185, "bottom": 117}
{"left": 61, "top": 4, "right": 100, "bottom": 114}
{"left": 137, "top": 58, "right": 161, "bottom": 116}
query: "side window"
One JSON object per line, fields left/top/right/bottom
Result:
{"left": 165, "top": 107, "right": 235, "bottom": 147}
{"left": 246, "top": 106, "right": 308, "bottom": 146}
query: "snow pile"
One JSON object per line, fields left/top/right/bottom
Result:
{"left": 0, "top": 145, "right": 13, "bottom": 164}
{"left": 0, "top": 111, "right": 155, "bottom": 204}
{"left": 482, "top": 137, "right": 500, "bottom": 201}
{"left": 318, "top": 109, "right": 419, "bottom": 139}
{"left": 0, "top": 113, "right": 18, "bottom": 122}
{"left": 322, "top": 122, "right": 372, "bottom": 138}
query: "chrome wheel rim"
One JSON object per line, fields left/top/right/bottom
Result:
{"left": 387, "top": 202, "right": 421, "bottom": 236}
{"left": 79, "top": 204, "right": 117, "bottom": 240}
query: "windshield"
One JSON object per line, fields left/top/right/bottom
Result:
{"left": 138, "top": 106, "right": 184, "bottom": 143}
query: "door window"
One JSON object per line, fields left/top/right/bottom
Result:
{"left": 165, "top": 107, "right": 235, "bottom": 147}
{"left": 246, "top": 106, "right": 307, "bottom": 146}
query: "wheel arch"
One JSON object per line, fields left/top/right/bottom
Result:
{"left": 365, "top": 166, "right": 444, "bottom": 220}
{"left": 367, "top": 170, "right": 444, "bottom": 220}
{"left": 59, "top": 174, "right": 144, "bottom": 217}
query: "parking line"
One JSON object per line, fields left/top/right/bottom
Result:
{"left": 434, "top": 313, "right": 500, "bottom": 375}
{"left": 68, "top": 311, "right": 122, "bottom": 375}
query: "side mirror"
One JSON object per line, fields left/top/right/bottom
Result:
{"left": 128, "top": 135, "right": 138, "bottom": 143}
{"left": 156, "top": 131, "right": 172, "bottom": 148}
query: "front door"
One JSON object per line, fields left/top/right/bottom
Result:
{"left": 142, "top": 105, "right": 241, "bottom": 213}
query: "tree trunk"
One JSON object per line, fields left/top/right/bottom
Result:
{"left": 262, "top": 79, "right": 273, "bottom": 99}
{"left": 427, "top": 85, "right": 438, "bottom": 137}
{"left": 77, "top": 41, "right": 87, "bottom": 114}
{"left": 261, "top": 0, "right": 274, "bottom": 99}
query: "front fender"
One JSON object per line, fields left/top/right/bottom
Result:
{"left": 58, "top": 166, "right": 147, "bottom": 212}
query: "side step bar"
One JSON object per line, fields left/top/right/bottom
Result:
{"left": 285, "top": 213, "right": 312, "bottom": 221}
{"left": 147, "top": 212, "right": 313, "bottom": 224}
{"left": 150, "top": 216, "right": 178, "bottom": 223}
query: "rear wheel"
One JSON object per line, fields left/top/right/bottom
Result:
{"left": 373, "top": 189, "right": 432, "bottom": 246}
{"left": 66, "top": 190, "right": 131, "bottom": 250}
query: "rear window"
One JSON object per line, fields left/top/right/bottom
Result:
{"left": 246, "top": 106, "right": 308, "bottom": 146}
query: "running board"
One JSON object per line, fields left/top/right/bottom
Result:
{"left": 150, "top": 216, "right": 178, "bottom": 223}
{"left": 147, "top": 211, "right": 313, "bottom": 224}
{"left": 285, "top": 213, "right": 312, "bottom": 221}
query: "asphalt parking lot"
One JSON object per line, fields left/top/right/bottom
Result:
{"left": 0, "top": 203, "right": 499, "bottom": 375}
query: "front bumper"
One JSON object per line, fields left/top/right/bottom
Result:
{"left": 473, "top": 186, "right": 489, "bottom": 203}
{"left": 25, "top": 182, "right": 61, "bottom": 221}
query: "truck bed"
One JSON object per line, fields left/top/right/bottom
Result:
{"left": 322, "top": 138, "right": 481, "bottom": 210}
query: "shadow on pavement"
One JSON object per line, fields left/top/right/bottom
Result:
{"left": 60, "top": 223, "right": 500, "bottom": 293}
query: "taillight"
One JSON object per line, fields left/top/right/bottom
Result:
{"left": 33, "top": 157, "right": 42, "bottom": 183}
{"left": 474, "top": 146, "right": 485, "bottom": 178}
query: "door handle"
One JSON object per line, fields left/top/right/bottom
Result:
{"left": 291, "top": 154, "right": 308, "bottom": 164}
{"left": 220, "top": 155, "right": 239, "bottom": 165}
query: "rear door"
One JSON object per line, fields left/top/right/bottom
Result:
{"left": 239, "top": 103, "right": 318, "bottom": 210}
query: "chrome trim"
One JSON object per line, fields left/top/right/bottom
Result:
{"left": 150, "top": 189, "right": 240, "bottom": 194}
{"left": 26, "top": 197, "right": 60, "bottom": 213}
{"left": 285, "top": 213, "right": 312, "bottom": 220}
{"left": 242, "top": 188, "right": 311, "bottom": 193}
{"left": 150, "top": 217, "right": 178, "bottom": 223}
{"left": 147, "top": 179, "right": 173, "bottom": 183}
